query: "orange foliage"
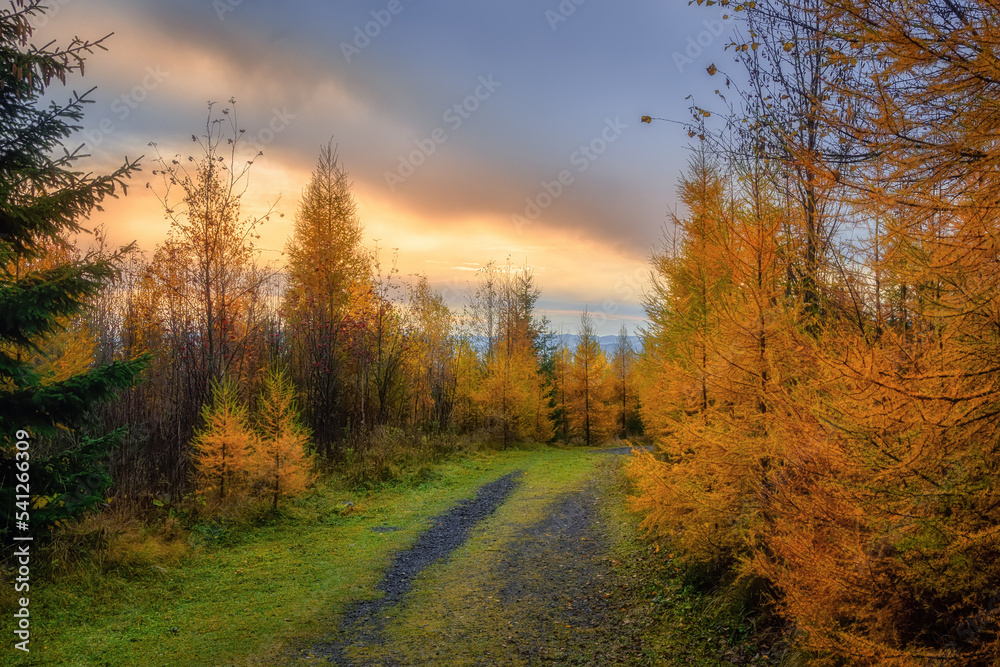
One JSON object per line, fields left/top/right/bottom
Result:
{"left": 632, "top": 1, "right": 1000, "bottom": 662}
{"left": 404, "top": 275, "right": 454, "bottom": 428}
{"left": 567, "top": 310, "right": 614, "bottom": 446}
{"left": 476, "top": 337, "right": 552, "bottom": 446}
{"left": 463, "top": 260, "right": 554, "bottom": 446}
{"left": 190, "top": 378, "right": 256, "bottom": 503}
{"left": 250, "top": 367, "right": 315, "bottom": 509}
{"left": 0, "top": 237, "right": 97, "bottom": 390}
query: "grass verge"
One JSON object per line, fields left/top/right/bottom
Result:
{"left": 6, "top": 444, "right": 787, "bottom": 666}
{"left": 333, "top": 448, "right": 787, "bottom": 666}
{"left": 5, "top": 446, "right": 564, "bottom": 667}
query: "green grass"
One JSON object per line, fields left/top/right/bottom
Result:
{"left": 340, "top": 448, "right": 784, "bottom": 666}
{"left": 340, "top": 447, "right": 607, "bottom": 666}
{"left": 6, "top": 447, "right": 573, "bottom": 667}
{"left": 5, "top": 443, "right": 787, "bottom": 666}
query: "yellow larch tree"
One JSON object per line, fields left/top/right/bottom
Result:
{"left": 551, "top": 341, "right": 572, "bottom": 442}
{"left": 629, "top": 144, "right": 796, "bottom": 575}
{"left": 404, "top": 275, "right": 454, "bottom": 429}
{"left": 283, "top": 143, "right": 369, "bottom": 457}
{"left": 450, "top": 334, "right": 481, "bottom": 432}
{"left": 608, "top": 323, "right": 640, "bottom": 438}
{"left": 466, "top": 260, "right": 553, "bottom": 446}
{"left": 736, "top": 2, "right": 1000, "bottom": 663}
{"left": 191, "top": 377, "right": 256, "bottom": 504}
{"left": 250, "top": 366, "right": 315, "bottom": 510}
{"left": 636, "top": 148, "right": 730, "bottom": 445}
{"left": 567, "top": 310, "right": 614, "bottom": 446}
{"left": 477, "top": 337, "right": 550, "bottom": 447}
{"left": 632, "top": 1, "right": 1000, "bottom": 663}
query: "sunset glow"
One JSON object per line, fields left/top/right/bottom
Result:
{"left": 41, "top": 0, "right": 727, "bottom": 335}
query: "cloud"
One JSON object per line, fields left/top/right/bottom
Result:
{"left": 41, "top": 0, "right": 699, "bottom": 338}
{"left": 55, "top": 0, "right": 679, "bottom": 262}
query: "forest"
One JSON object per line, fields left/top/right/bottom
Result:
{"left": 4, "top": 0, "right": 1000, "bottom": 664}
{"left": 629, "top": 0, "right": 1000, "bottom": 663}
{"left": 0, "top": 101, "right": 645, "bottom": 512}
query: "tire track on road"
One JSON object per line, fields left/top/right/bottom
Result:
{"left": 311, "top": 470, "right": 523, "bottom": 664}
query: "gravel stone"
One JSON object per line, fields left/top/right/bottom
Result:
{"left": 314, "top": 470, "right": 522, "bottom": 664}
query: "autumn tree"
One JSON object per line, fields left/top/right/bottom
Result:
{"left": 629, "top": 2, "right": 1000, "bottom": 663}
{"left": 550, "top": 341, "right": 572, "bottom": 442}
{"left": 714, "top": 138, "right": 793, "bottom": 422}
{"left": 475, "top": 343, "right": 540, "bottom": 446}
{"left": 638, "top": 148, "right": 730, "bottom": 441}
{"left": 148, "top": 100, "right": 274, "bottom": 386}
{"left": 251, "top": 366, "right": 314, "bottom": 510}
{"left": 738, "top": 2, "right": 1000, "bottom": 662}
{"left": 283, "top": 143, "right": 368, "bottom": 456}
{"left": 190, "top": 377, "right": 255, "bottom": 504}
{"left": 362, "top": 249, "right": 408, "bottom": 427}
{"left": 88, "top": 248, "right": 169, "bottom": 496}
{"left": 466, "top": 260, "right": 552, "bottom": 446}
{"left": 630, "top": 139, "right": 798, "bottom": 584}
{"left": 0, "top": 2, "right": 147, "bottom": 539}
{"left": 630, "top": 0, "right": 867, "bottom": 649}
{"left": 450, "top": 333, "right": 481, "bottom": 432}
{"left": 609, "top": 324, "right": 640, "bottom": 438}
{"left": 405, "top": 275, "right": 455, "bottom": 429}
{"left": 134, "top": 101, "right": 277, "bottom": 493}
{"left": 717, "top": 0, "right": 858, "bottom": 324}
{"left": 567, "top": 310, "right": 613, "bottom": 446}
{"left": 6, "top": 239, "right": 99, "bottom": 386}
{"left": 469, "top": 259, "right": 548, "bottom": 359}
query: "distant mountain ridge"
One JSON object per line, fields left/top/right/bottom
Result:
{"left": 550, "top": 333, "right": 642, "bottom": 355}
{"left": 466, "top": 334, "right": 642, "bottom": 355}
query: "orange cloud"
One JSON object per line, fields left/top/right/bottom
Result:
{"left": 53, "top": 0, "right": 652, "bottom": 336}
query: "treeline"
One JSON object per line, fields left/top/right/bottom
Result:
{"left": 82, "top": 110, "right": 646, "bottom": 508}
{"left": 0, "top": 0, "right": 648, "bottom": 544}
{"left": 6, "top": 115, "right": 646, "bottom": 530}
{"left": 629, "top": 0, "right": 1000, "bottom": 664}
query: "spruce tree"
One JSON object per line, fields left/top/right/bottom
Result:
{"left": 0, "top": 1, "right": 147, "bottom": 540}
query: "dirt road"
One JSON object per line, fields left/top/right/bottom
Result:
{"left": 300, "top": 450, "right": 655, "bottom": 666}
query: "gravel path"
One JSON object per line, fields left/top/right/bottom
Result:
{"left": 311, "top": 470, "right": 522, "bottom": 664}
{"left": 304, "top": 451, "right": 655, "bottom": 666}
{"left": 487, "top": 481, "right": 649, "bottom": 665}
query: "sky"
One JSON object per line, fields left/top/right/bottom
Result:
{"left": 35, "top": 0, "right": 740, "bottom": 336}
